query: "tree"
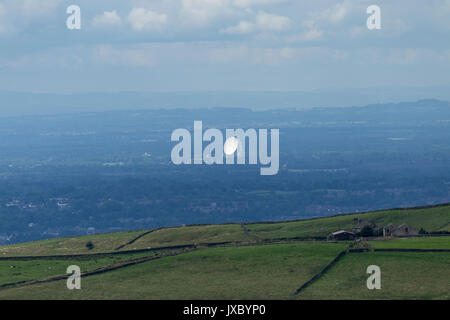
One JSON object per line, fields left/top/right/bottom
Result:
{"left": 360, "top": 225, "right": 374, "bottom": 237}
{"left": 86, "top": 241, "right": 94, "bottom": 250}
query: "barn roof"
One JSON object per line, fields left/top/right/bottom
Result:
{"left": 331, "top": 230, "right": 355, "bottom": 236}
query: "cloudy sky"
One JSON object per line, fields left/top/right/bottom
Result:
{"left": 0, "top": 0, "right": 449, "bottom": 93}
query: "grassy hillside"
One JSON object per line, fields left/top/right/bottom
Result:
{"left": 246, "top": 204, "right": 450, "bottom": 240}
{"left": 1, "top": 203, "right": 448, "bottom": 258}
{"left": 0, "top": 203, "right": 448, "bottom": 300}
{"left": 0, "top": 230, "right": 145, "bottom": 257}
{"left": 122, "top": 224, "right": 252, "bottom": 251}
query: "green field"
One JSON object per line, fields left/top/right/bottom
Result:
{"left": 0, "top": 203, "right": 448, "bottom": 300}
{"left": 0, "top": 251, "right": 158, "bottom": 288}
{"left": 122, "top": 224, "right": 253, "bottom": 251}
{"left": 298, "top": 251, "right": 450, "bottom": 300}
{"left": 369, "top": 236, "right": 450, "bottom": 249}
{"left": 0, "top": 243, "right": 347, "bottom": 299}
{"left": 0, "top": 230, "right": 145, "bottom": 257}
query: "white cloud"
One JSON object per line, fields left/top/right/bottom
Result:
{"left": 181, "top": 0, "right": 232, "bottom": 26}
{"left": 303, "top": 28, "right": 323, "bottom": 40}
{"left": 220, "top": 21, "right": 255, "bottom": 34}
{"left": 303, "top": 0, "right": 351, "bottom": 32}
{"left": 127, "top": 8, "right": 167, "bottom": 31}
{"left": 0, "top": 0, "right": 61, "bottom": 34}
{"left": 221, "top": 11, "right": 292, "bottom": 34}
{"left": 324, "top": 1, "right": 350, "bottom": 24}
{"left": 92, "top": 10, "right": 122, "bottom": 28}
{"left": 10, "top": 0, "right": 61, "bottom": 17}
{"left": 288, "top": 1, "right": 351, "bottom": 43}
{"left": 231, "top": 0, "right": 286, "bottom": 8}
{"left": 181, "top": 0, "right": 285, "bottom": 27}
{"left": 255, "top": 11, "right": 292, "bottom": 31}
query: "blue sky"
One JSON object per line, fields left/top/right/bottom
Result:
{"left": 0, "top": 0, "right": 450, "bottom": 93}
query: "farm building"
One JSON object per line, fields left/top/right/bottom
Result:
{"left": 384, "top": 223, "right": 418, "bottom": 237}
{"left": 383, "top": 223, "right": 395, "bottom": 237}
{"left": 352, "top": 219, "right": 377, "bottom": 234}
{"left": 329, "top": 230, "right": 356, "bottom": 240}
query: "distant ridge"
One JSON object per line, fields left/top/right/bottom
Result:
{"left": 1, "top": 88, "right": 450, "bottom": 116}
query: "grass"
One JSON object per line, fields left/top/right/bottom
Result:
{"left": 0, "top": 230, "right": 145, "bottom": 257}
{"left": 247, "top": 204, "right": 450, "bottom": 240}
{"left": 369, "top": 236, "right": 450, "bottom": 249}
{"left": 0, "top": 251, "right": 158, "bottom": 288}
{"left": 0, "top": 242, "right": 347, "bottom": 299}
{"left": 298, "top": 251, "right": 450, "bottom": 300}
{"left": 120, "top": 224, "right": 252, "bottom": 251}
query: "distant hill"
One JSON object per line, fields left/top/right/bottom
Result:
{"left": 1, "top": 88, "right": 450, "bottom": 116}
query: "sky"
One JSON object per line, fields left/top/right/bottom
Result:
{"left": 0, "top": 0, "right": 450, "bottom": 93}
